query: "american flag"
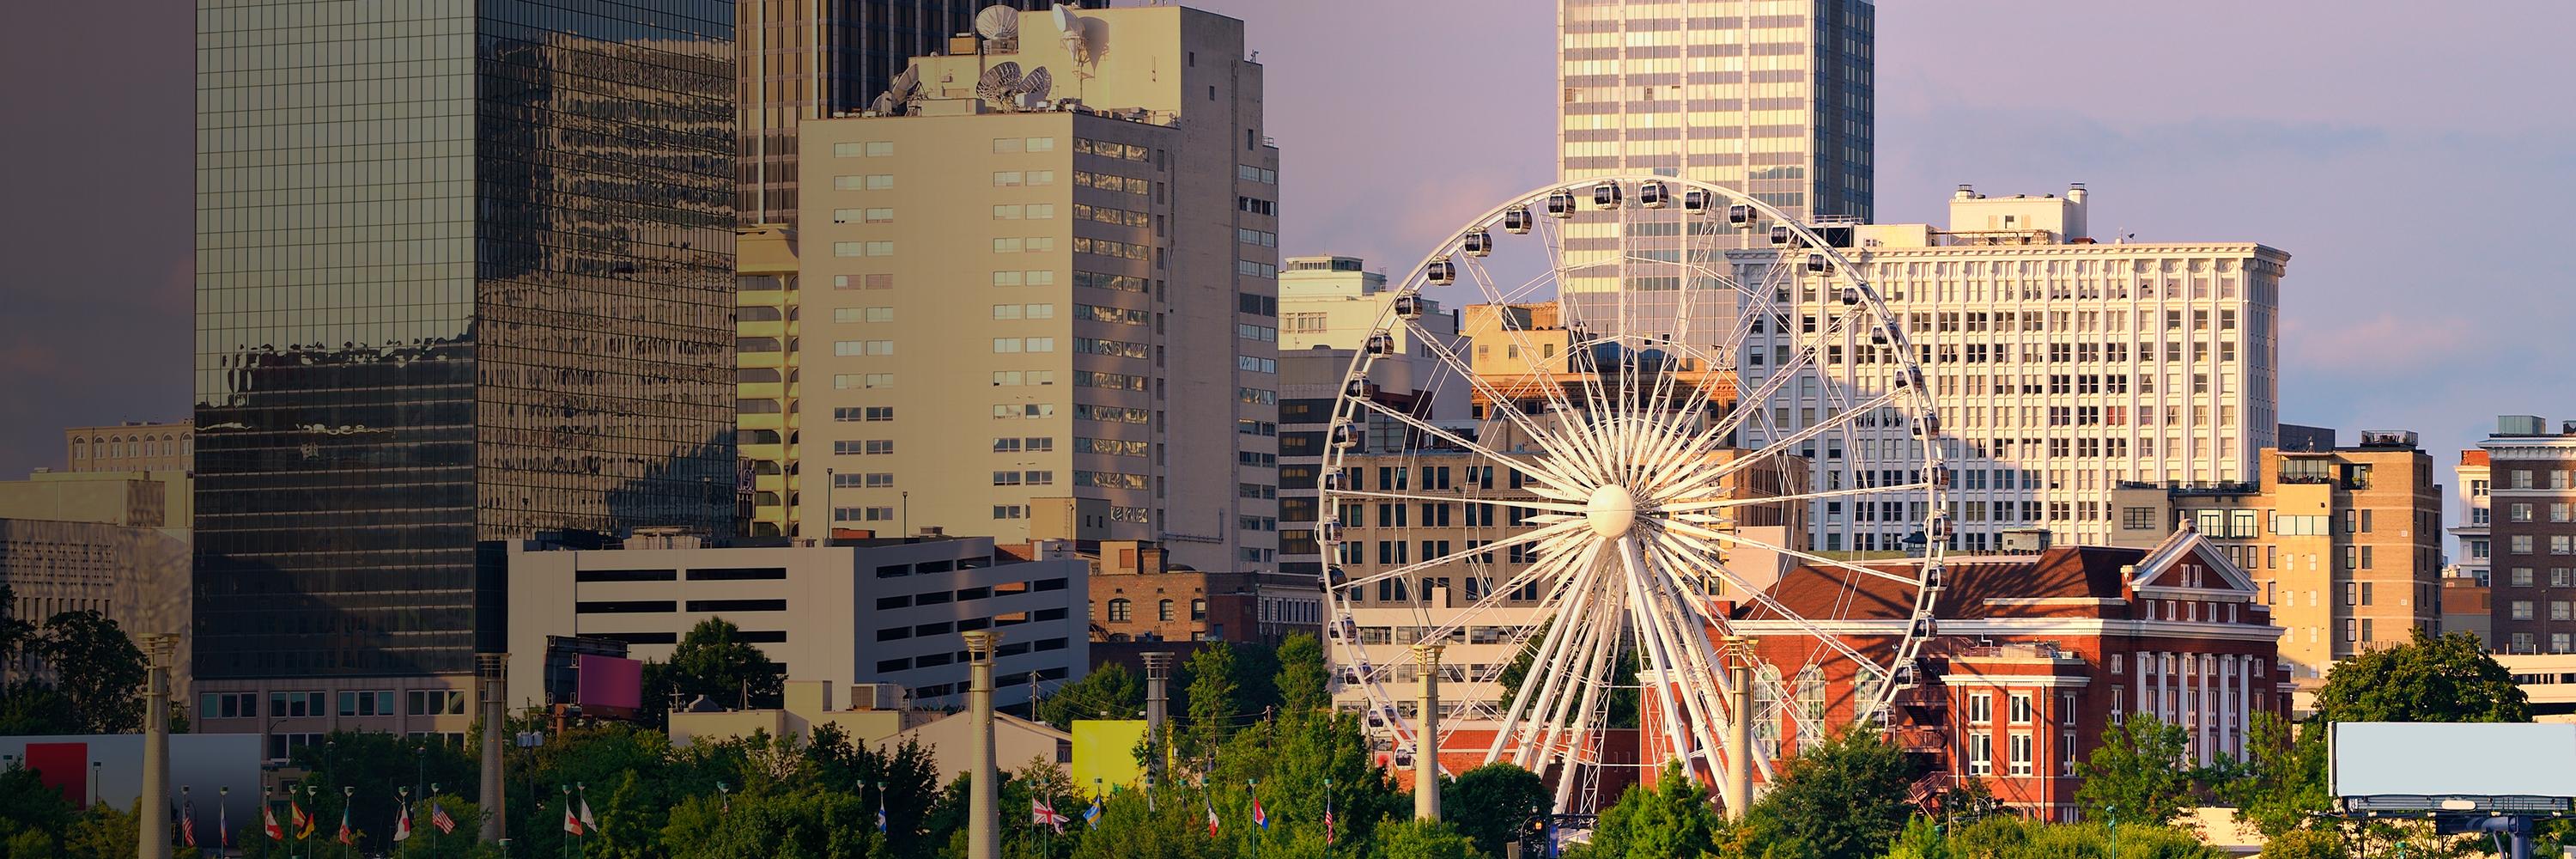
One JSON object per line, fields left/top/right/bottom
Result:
{"left": 429, "top": 802, "right": 457, "bottom": 835}
{"left": 180, "top": 798, "right": 196, "bottom": 848}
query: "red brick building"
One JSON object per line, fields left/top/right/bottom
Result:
{"left": 1719, "top": 529, "right": 2290, "bottom": 820}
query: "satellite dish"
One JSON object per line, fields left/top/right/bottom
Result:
{"left": 1018, "top": 67, "right": 1053, "bottom": 105}
{"left": 976, "top": 61, "right": 1024, "bottom": 105}
{"left": 1051, "top": 3, "right": 1075, "bottom": 34}
{"left": 889, "top": 64, "right": 920, "bottom": 101}
{"left": 975, "top": 5, "right": 1019, "bottom": 41}
{"left": 869, "top": 91, "right": 896, "bottom": 114}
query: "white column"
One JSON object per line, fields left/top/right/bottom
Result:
{"left": 2218, "top": 655, "right": 2236, "bottom": 760}
{"left": 2135, "top": 651, "right": 2149, "bottom": 717}
{"left": 2196, "top": 655, "right": 2214, "bottom": 763}
{"left": 2242, "top": 653, "right": 2258, "bottom": 736}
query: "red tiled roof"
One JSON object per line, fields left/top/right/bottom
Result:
{"left": 1743, "top": 545, "right": 2147, "bottom": 622}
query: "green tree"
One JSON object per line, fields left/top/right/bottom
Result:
{"left": 60, "top": 801, "right": 139, "bottom": 859}
{"left": 2075, "top": 715, "right": 2197, "bottom": 828}
{"left": 2311, "top": 629, "right": 2528, "bottom": 723}
{"left": 289, "top": 729, "right": 480, "bottom": 853}
{"left": 0, "top": 762, "right": 74, "bottom": 857}
{"left": 1230, "top": 643, "right": 1285, "bottom": 720}
{"left": 1885, "top": 815, "right": 1949, "bottom": 859}
{"left": 2255, "top": 828, "right": 2347, "bottom": 859}
{"left": 2, "top": 611, "right": 149, "bottom": 735}
{"left": 1376, "top": 818, "right": 1479, "bottom": 859}
{"left": 0, "top": 585, "right": 33, "bottom": 667}
{"left": 1730, "top": 727, "right": 1916, "bottom": 859}
{"left": 1444, "top": 763, "right": 1546, "bottom": 857}
{"left": 1039, "top": 661, "right": 1144, "bottom": 728}
{"left": 1573, "top": 760, "right": 1724, "bottom": 859}
{"left": 1273, "top": 633, "right": 1331, "bottom": 716}
{"left": 2211, "top": 714, "right": 2328, "bottom": 839}
{"left": 647, "top": 618, "right": 788, "bottom": 720}
{"left": 1182, "top": 643, "right": 1242, "bottom": 765}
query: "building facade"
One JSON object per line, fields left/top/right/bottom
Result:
{"left": 1556, "top": 0, "right": 1874, "bottom": 341}
{"left": 1735, "top": 531, "right": 2288, "bottom": 820}
{"left": 1079, "top": 539, "right": 1317, "bottom": 646}
{"left": 2481, "top": 416, "right": 2576, "bottom": 655}
{"left": 761, "top": 5, "right": 1280, "bottom": 576}
{"left": 63, "top": 422, "right": 193, "bottom": 473}
{"left": 506, "top": 535, "right": 1087, "bottom": 711}
{"left": 1735, "top": 186, "right": 2289, "bottom": 551}
{"left": 2108, "top": 433, "right": 2445, "bottom": 698}
{"left": 2452, "top": 449, "right": 2494, "bottom": 587}
{"left": 736, "top": 0, "right": 1103, "bottom": 225}
{"left": 193, "top": 0, "right": 739, "bottom": 717}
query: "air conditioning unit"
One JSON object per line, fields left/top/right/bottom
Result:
{"left": 848, "top": 683, "right": 908, "bottom": 711}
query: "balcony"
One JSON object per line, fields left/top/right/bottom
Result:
{"left": 738, "top": 350, "right": 784, "bottom": 369}
{"left": 738, "top": 320, "right": 787, "bottom": 339}
{"left": 738, "top": 412, "right": 782, "bottom": 432}
{"left": 1893, "top": 726, "right": 1947, "bottom": 753}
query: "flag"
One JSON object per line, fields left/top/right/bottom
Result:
{"left": 263, "top": 805, "right": 285, "bottom": 841}
{"left": 1083, "top": 797, "right": 1102, "bottom": 831}
{"left": 290, "top": 800, "right": 314, "bottom": 840}
{"left": 336, "top": 804, "right": 354, "bottom": 845}
{"left": 1204, "top": 795, "right": 1220, "bottom": 837}
{"left": 429, "top": 802, "right": 457, "bottom": 835}
{"left": 1324, "top": 801, "right": 1337, "bottom": 845}
{"left": 1031, "top": 798, "right": 1067, "bottom": 834}
{"left": 1251, "top": 794, "right": 1268, "bottom": 831}
{"left": 181, "top": 798, "right": 197, "bottom": 848}
{"left": 393, "top": 803, "right": 412, "bottom": 843}
{"left": 876, "top": 796, "right": 888, "bottom": 833}
{"left": 579, "top": 795, "right": 599, "bottom": 835}
{"left": 220, "top": 796, "right": 230, "bottom": 848}
{"left": 562, "top": 804, "right": 585, "bottom": 836}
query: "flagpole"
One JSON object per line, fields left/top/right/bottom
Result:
{"left": 560, "top": 785, "right": 570, "bottom": 859}
{"left": 1246, "top": 778, "right": 1259, "bottom": 859}
{"left": 576, "top": 783, "right": 588, "bottom": 858}
{"left": 398, "top": 787, "right": 410, "bottom": 859}
{"left": 1323, "top": 778, "right": 1334, "bottom": 859}
{"left": 341, "top": 785, "right": 354, "bottom": 859}
{"left": 219, "top": 785, "right": 229, "bottom": 856}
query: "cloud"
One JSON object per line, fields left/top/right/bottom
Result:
{"left": 2284, "top": 314, "right": 2474, "bottom": 377}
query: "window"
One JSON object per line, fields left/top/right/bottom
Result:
{"left": 406, "top": 690, "right": 466, "bottom": 716}
{"left": 2514, "top": 536, "right": 2537, "bottom": 555}
{"left": 1968, "top": 732, "right": 1994, "bottom": 776}
{"left": 1107, "top": 599, "right": 1132, "bottom": 622}
{"left": 2008, "top": 692, "right": 2033, "bottom": 723}
{"left": 2512, "top": 600, "right": 2536, "bottom": 621}
{"left": 269, "top": 691, "right": 325, "bottom": 718}
{"left": 337, "top": 690, "right": 396, "bottom": 717}
{"left": 199, "top": 691, "right": 259, "bottom": 719}
{"left": 1158, "top": 600, "right": 1175, "bottom": 622}
{"left": 1191, "top": 599, "right": 1208, "bottom": 620}
{"left": 2008, "top": 734, "right": 2034, "bottom": 777}
{"left": 1969, "top": 692, "right": 1993, "bottom": 725}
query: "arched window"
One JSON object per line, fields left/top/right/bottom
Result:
{"left": 1158, "top": 600, "right": 1175, "bottom": 622}
{"left": 1108, "top": 599, "right": 1133, "bottom": 623}
{"left": 1794, "top": 666, "right": 1826, "bottom": 751}
{"left": 1753, "top": 665, "right": 1784, "bottom": 759}
{"left": 1189, "top": 599, "right": 1207, "bottom": 621}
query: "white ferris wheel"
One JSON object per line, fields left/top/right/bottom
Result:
{"left": 1315, "top": 176, "right": 1948, "bottom": 815}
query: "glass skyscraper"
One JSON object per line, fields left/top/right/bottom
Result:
{"left": 193, "top": 0, "right": 738, "bottom": 681}
{"left": 1556, "top": 0, "right": 1874, "bottom": 347}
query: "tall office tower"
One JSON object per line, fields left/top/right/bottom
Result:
{"left": 193, "top": 0, "right": 737, "bottom": 743}
{"left": 738, "top": 0, "right": 1106, "bottom": 225}
{"left": 1735, "top": 186, "right": 2288, "bottom": 551}
{"left": 2480, "top": 416, "right": 2576, "bottom": 655}
{"left": 1557, "top": 0, "right": 1874, "bottom": 345}
{"left": 1274, "top": 256, "right": 1465, "bottom": 582}
{"left": 769, "top": 5, "right": 1280, "bottom": 575}
{"left": 2107, "top": 432, "right": 2445, "bottom": 707}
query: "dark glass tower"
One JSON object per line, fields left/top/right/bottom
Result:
{"left": 193, "top": 0, "right": 738, "bottom": 679}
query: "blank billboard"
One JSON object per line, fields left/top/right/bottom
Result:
{"left": 2331, "top": 722, "right": 2576, "bottom": 805}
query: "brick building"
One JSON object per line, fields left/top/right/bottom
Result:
{"left": 1078, "top": 539, "right": 1315, "bottom": 647}
{"left": 2480, "top": 417, "right": 2576, "bottom": 654}
{"left": 1724, "top": 529, "right": 2288, "bottom": 820}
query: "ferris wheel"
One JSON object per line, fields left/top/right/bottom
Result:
{"left": 1315, "top": 175, "right": 1947, "bottom": 815}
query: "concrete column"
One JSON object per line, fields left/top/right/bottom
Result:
{"left": 1143, "top": 652, "right": 1173, "bottom": 783}
{"left": 138, "top": 634, "right": 175, "bottom": 859}
{"left": 2218, "top": 656, "right": 2235, "bottom": 760}
{"left": 2133, "top": 651, "right": 2147, "bottom": 719}
{"left": 477, "top": 653, "right": 507, "bottom": 844}
{"left": 1723, "top": 637, "right": 1753, "bottom": 821}
{"left": 1413, "top": 643, "right": 1443, "bottom": 821}
{"left": 965, "top": 631, "right": 1001, "bottom": 859}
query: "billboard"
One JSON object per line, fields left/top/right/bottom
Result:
{"left": 1, "top": 734, "right": 264, "bottom": 813}
{"left": 2331, "top": 722, "right": 2576, "bottom": 812}
{"left": 576, "top": 654, "right": 644, "bottom": 711}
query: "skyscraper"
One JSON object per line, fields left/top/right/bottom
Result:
{"left": 748, "top": 5, "right": 1281, "bottom": 576}
{"left": 1556, "top": 0, "right": 1875, "bottom": 343}
{"left": 738, "top": 0, "right": 1107, "bottom": 225}
{"left": 192, "top": 0, "right": 738, "bottom": 730}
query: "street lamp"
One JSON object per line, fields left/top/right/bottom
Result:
{"left": 88, "top": 760, "right": 100, "bottom": 808}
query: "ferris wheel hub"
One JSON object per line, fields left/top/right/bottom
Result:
{"left": 1584, "top": 484, "right": 1638, "bottom": 539}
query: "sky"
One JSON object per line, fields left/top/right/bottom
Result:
{"left": 3, "top": 1, "right": 2572, "bottom": 540}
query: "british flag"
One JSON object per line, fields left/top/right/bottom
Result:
{"left": 1031, "top": 798, "right": 1069, "bottom": 834}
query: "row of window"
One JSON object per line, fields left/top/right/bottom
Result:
{"left": 1106, "top": 597, "right": 1206, "bottom": 624}
{"left": 2501, "top": 503, "right": 2576, "bottom": 523}
{"left": 208, "top": 689, "right": 465, "bottom": 720}
{"left": 2505, "top": 535, "right": 2576, "bottom": 556}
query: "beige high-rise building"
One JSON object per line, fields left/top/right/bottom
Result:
{"left": 741, "top": 5, "right": 1279, "bottom": 576}
{"left": 1735, "top": 186, "right": 2289, "bottom": 551}
{"left": 64, "top": 421, "right": 193, "bottom": 473}
{"left": 1556, "top": 0, "right": 1875, "bottom": 342}
{"left": 2109, "top": 432, "right": 2444, "bottom": 704}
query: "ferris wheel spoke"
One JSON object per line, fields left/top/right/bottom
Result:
{"left": 1321, "top": 488, "right": 1588, "bottom": 515}
{"left": 1643, "top": 529, "right": 1886, "bottom": 681}
{"left": 1533, "top": 582, "right": 1622, "bottom": 778}
{"left": 1659, "top": 388, "right": 1908, "bottom": 502}
{"left": 1456, "top": 256, "right": 1593, "bottom": 439}
{"left": 1626, "top": 537, "right": 1742, "bottom": 776}
{"left": 1346, "top": 396, "right": 1586, "bottom": 497}
{"left": 1659, "top": 518, "right": 1926, "bottom": 590}
{"left": 1617, "top": 537, "right": 1723, "bottom": 778}
{"left": 1413, "top": 540, "right": 1594, "bottom": 646}
{"left": 1657, "top": 481, "right": 1935, "bottom": 515}
{"left": 1338, "top": 521, "right": 1589, "bottom": 590}
{"left": 1496, "top": 539, "right": 1610, "bottom": 767}
{"left": 1389, "top": 314, "right": 1600, "bottom": 479}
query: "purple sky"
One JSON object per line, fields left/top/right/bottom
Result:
{"left": 4, "top": 1, "right": 2572, "bottom": 538}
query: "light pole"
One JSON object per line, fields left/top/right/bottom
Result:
{"left": 2106, "top": 805, "right": 2117, "bottom": 858}
{"left": 89, "top": 759, "right": 100, "bottom": 808}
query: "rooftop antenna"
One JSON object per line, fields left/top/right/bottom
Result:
{"left": 974, "top": 5, "right": 1020, "bottom": 48}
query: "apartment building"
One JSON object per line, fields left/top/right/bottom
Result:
{"left": 2107, "top": 432, "right": 2443, "bottom": 701}
{"left": 2452, "top": 450, "right": 2494, "bottom": 586}
{"left": 2481, "top": 416, "right": 2576, "bottom": 655}
{"left": 1080, "top": 539, "right": 1316, "bottom": 646}
{"left": 1734, "top": 186, "right": 2288, "bottom": 551}
{"left": 746, "top": 5, "right": 1281, "bottom": 577}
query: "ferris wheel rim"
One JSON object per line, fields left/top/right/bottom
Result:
{"left": 1312, "top": 175, "right": 1949, "bottom": 812}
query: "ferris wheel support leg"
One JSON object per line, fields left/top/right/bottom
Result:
{"left": 1722, "top": 637, "right": 1753, "bottom": 820}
